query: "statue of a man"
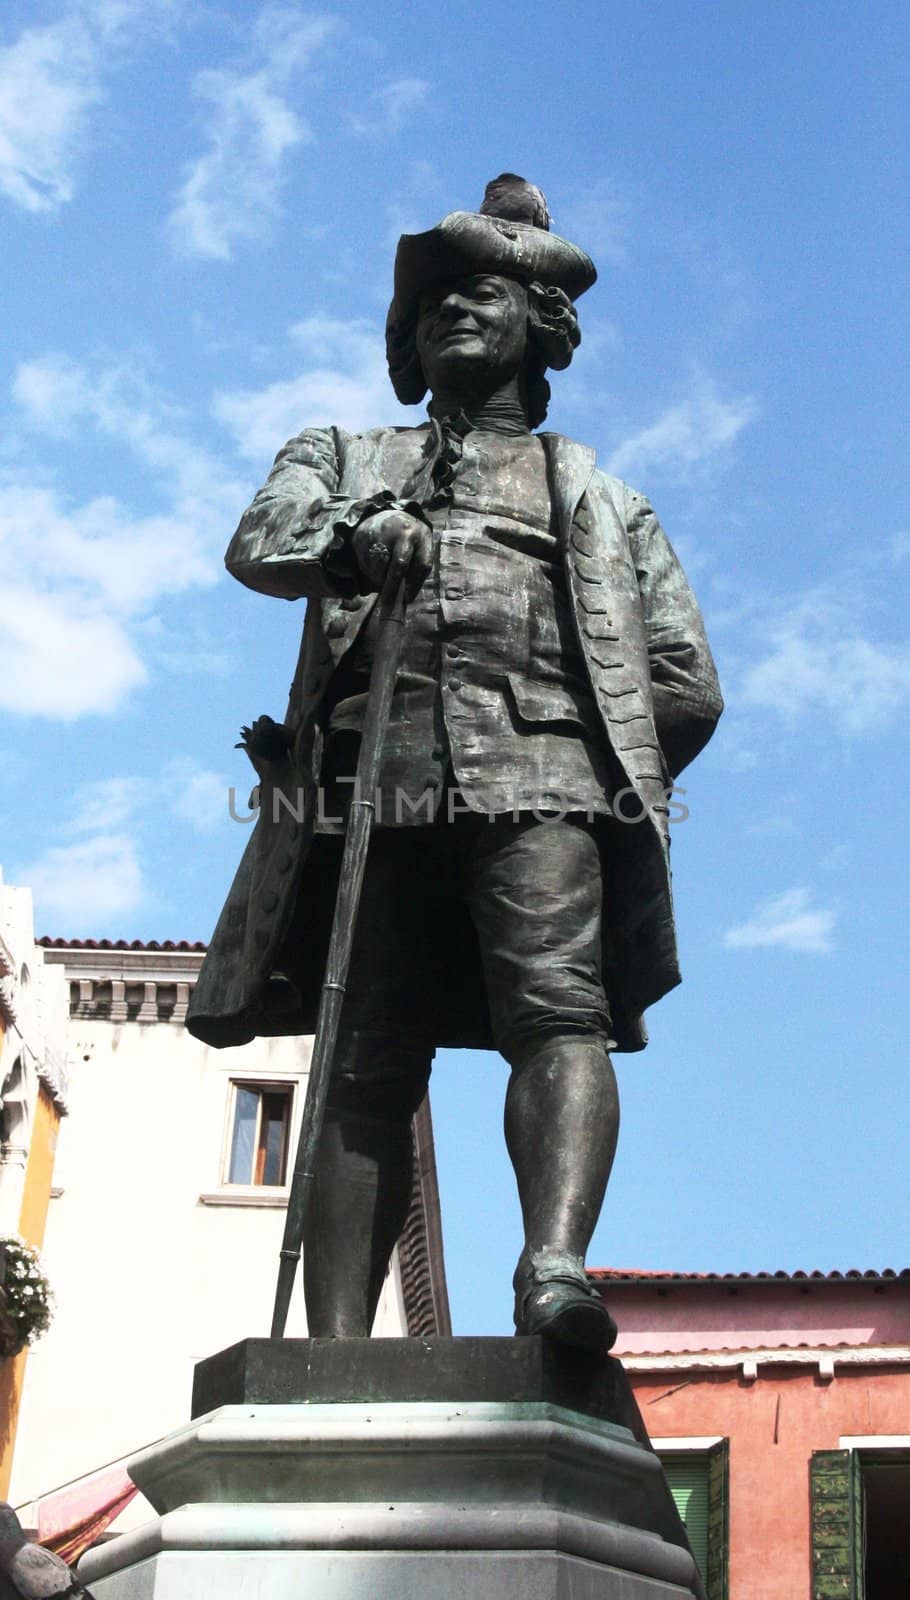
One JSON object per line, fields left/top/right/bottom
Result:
{"left": 188, "top": 177, "right": 722, "bottom": 1349}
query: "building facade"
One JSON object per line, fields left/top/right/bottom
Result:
{"left": 0, "top": 875, "right": 69, "bottom": 1494}
{"left": 593, "top": 1267, "right": 910, "bottom": 1600}
{"left": 8, "top": 937, "right": 449, "bottom": 1531}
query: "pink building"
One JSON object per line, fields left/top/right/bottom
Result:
{"left": 591, "top": 1268, "right": 910, "bottom": 1600}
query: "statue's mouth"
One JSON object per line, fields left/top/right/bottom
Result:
{"left": 434, "top": 326, "right": 480, "bottom": 347}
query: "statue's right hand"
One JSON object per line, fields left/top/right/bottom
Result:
{"left": 352, "top": 509, "right": 432, "bottom": 596}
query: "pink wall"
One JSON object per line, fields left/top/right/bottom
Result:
{"left": 604, "top": 1279, "right": 910, "bottom": 1354}
{"left": 630, "top": 1363, "right": 910, "bottom": 1600}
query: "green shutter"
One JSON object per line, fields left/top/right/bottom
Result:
{"left": 850, "top": 1450, "right": 865, "bottom": 1600}
{"left": 663, "top": 1458, "right": 710, "bottom": 1580}
{"left": 810, "top": 1449, "right": 863, "bottom": 1600}
{"left": 705, "top": 1437, "right": 729, "bottom": 1600}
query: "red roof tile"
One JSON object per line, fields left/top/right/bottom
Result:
{"left": 38, "top": 937, "right": 208, "bottom": 952}
{"left": 588, "top": 1268, "right": 910, "bottom": 1283}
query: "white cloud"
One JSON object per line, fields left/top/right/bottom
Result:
{"left": 65, "top": 761, "right": 228, "bottom": 837}
{"left": 15, "top": 755, "right": 228, "bottom": 930}
{"left": 724, "top": 887, "right": 837, "bottom": 956}
{"left": 3, "top": 352, "right": 248, "bottom": 718}
{"left": 67, "top": 776, "right": 146, "bottom": 834}
{"left": 22, "top": 832, "right": 145, "bottom": 928}
{"left": 608, "top": 379, "right": 757, "bottom": 481}
{"left": 348, "top": 77, "right": 430, "bottom": 137}
{"left": 214, "top": 314, "right": 413, "bottom": 461}
{"left": 0, "top": 2, "right": 177, "bottom": 214}
{"left": 167, "top": 10, "right": 336, "bottom": 260}
{"left": 739, "top": 591, "right": 910, "bottom": 737}
{"left": 0, "top": 579, "right": 146, "bottom": 717}
{"left": 81, "top": 0, "right": 177, "bottom": 42}
{"left": 163, "top": 758, "right": 229, "bottom": 834}
{"left": 0, "top": 16, "right": 100, "bottom": 213}
{"left": 13, "top": 351, "right": 243, "bottom": 519}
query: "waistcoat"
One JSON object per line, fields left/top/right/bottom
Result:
{"left": 319, "top": 426, "right": 613, "bottom": 826}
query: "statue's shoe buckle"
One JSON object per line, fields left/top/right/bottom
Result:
{"left": 513, "top": 1249, "right": 618, "bottom": 1351}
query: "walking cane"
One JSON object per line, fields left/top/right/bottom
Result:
{"left": 270, "top": 568, "right": 407, "bottom": 1339}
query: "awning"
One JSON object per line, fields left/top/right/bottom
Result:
{"left": 33, "top": 1465, "right": 139, "bottom": 1564}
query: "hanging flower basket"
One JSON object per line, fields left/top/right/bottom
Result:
{"left": 0, "top": 1238, "right": 54, "bottom": 1358}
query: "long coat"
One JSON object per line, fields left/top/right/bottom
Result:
{"left": 186, "top": 424, "right": 722, "bottom": 1054}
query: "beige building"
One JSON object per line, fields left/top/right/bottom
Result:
{"left": 0, "top": 874, "right": 69, "bottom": 1496}
{"left": 9, "top": 937, "right": 448, "bottom": 1529}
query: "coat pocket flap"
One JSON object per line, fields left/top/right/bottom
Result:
{"left": 506, "top": 672, "right": 597, "bottom": 729}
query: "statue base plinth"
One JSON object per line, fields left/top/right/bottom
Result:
{"left": 78, "top": 1338, "right": 703, "bottom": 1600}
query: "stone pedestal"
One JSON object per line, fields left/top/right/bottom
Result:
{"left": 78, "top": 1339, "right": 703, "bottom": 1599}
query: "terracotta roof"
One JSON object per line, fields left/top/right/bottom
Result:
{"left": 588, "top": 1268, "right": 910, "bottom": 1284}
{"left": 38, "top": 937, "right": 207, "bottom": 952}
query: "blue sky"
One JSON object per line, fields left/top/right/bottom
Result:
{"left": 1, "top": 0, "right": 907, "bottom": 1335}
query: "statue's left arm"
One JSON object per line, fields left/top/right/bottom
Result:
{"left": 625, "top": 487, "right": 723, "bottom": 777}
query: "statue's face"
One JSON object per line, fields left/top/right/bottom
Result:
{"left": 415, "top": 274, "right": 528, "bottom": 396}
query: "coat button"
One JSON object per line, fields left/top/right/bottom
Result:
{"left": 447, "top": 677, "right": 464, "bottom": 693}
{"left": 261, "top": 890, "right": 279, "bottom": 913}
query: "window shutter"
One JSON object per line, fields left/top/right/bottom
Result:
{"left": 705, "top": 1437, "right": 729, "bottom": 1600}
{"left": 662, "top": 1457, "right": 710, "bottom": 1581}
{"left": 810, "top": 1449, "right": 863, "bottom": 1600}
{"left": 850, "top": 1450, "right": 865, "bottom": 1600}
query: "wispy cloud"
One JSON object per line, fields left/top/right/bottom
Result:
{"left": 724, "top": 887, "right": 837, "bottom": 956}
{"left": 348, "top": 76, "right": 430, "bottom": 137}
{"left": 213, "top": 313, "right": 412, "bottom": 461}
{"left": 163, "top": 758, "right": 230, "bottom": 834}
{"left": 3, "top": 352, "right": 247, "bottom": 718}
{"left": 738, "top": 588, "right": 910, "bottom": 737}
{"left": 15, "top": 757, "right": 229, "bottom": 931}
{"left": 558, "top": 177, "right": 629, "bottom": 266}
{"left": 0, "top": 1, "right": 176, "bottom": 214}
{"left": 67, "top": 775, "right": 146, "bottom": 835}
{"left": 168, "top": 9, "right": 337, "bottom": 260}
{"left": 21, "top": 832, "right": 145, "bottom": 927}
{"left": 0, "top": 15, "right": 100, "bottom": 213}
{"left": 608, "top": 378, "right": 757, "bottom": 481}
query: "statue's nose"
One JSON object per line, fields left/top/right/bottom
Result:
{"left": 439, "top": 290, "right": 471, "bottom": 316}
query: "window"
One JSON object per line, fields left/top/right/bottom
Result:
{"left": 663, "top": 1457, "right": 709, "bottom": 1577}
{"left": 813, "top": 1445, "right": 910, "bottom": 1600}
{"left": 863, "top": 1457, "right": 910, "bottom": 1597}
{"left": 225, "top": 1082, "right": 293, "bottom": 1187}
{"left": 656, "top": 1439, "right": 728, "bottom": 1600}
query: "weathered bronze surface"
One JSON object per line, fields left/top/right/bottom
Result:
{"left": 188, "top": 176, "right": 722, "bottom": 1345}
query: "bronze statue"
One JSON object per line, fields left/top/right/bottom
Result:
{"left": 188, "top": 176, "right": 722, "bottom": 1349}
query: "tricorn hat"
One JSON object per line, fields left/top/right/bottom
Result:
{"left": 386, "top": 175, "right": 596, "bottom": 403}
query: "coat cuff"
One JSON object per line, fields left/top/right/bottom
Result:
{"left": 321, "top": 492, "right": 430, "bottom": 589}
